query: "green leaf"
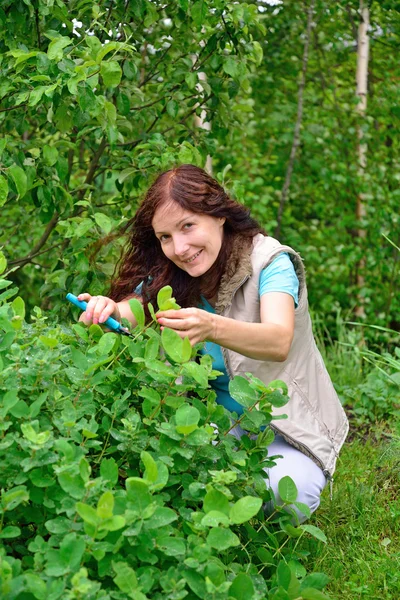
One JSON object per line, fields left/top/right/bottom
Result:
{"left": 201, "top": 510, "right": 230, "bottom": 527}
{"left": 94, "top": 212, "right": 113, "bottom": 234}
{"left": 278, "top": 476, "right": 298, "bottom": 503}
{"left": 157, "top": 535, "right": 186, "bottom": 556}
{"left": 145, "top": 337, "right": 159, "bottom": 360}
{"left": 300, "top": 524, "right": 327, "bottom": 544}
{"left": 101, "top": 61, "right": 122, "bottom": 87}
{"left": 39, "top": 336, "right": 58, "bottom": 348}
{"left": 0, "top": 251, "right": 6, "bottom": 274}
{"left": 191, "top": 0, "right": 208, "bottom": 27}
{"left": 267, "top": 379, "right": 288, "bottom": 395}
{"left": 0, "top": 526, "right": 21, "bottom": 538}
{"left": 207, "top": 527, "right": 240, "bottom": 550}
{"left": 229, "top": 376, "right": 258, "bottom": 408}
{"left": 300, "top": 590, "right": 330, "bottom": 600}
{"left": 161, "top": 326, "right": 182, "bottom": 362}
{"left": 100, "top": 515, "right": 126, "bottom": 531}
{"left": 76, "top": 502, "right": 100, "bottom": 526}
{"left": 203, "top": 488, "right": 230, "bottom": 516}
{"left": 151, "top": 461, "right": 169, "bottom": 491}
{"left": 229, "top": 496, "right": 262, "bottom": 524}
{"left": 183, "top": 570, "right": 206, "bottom": 599}
{"left": 223, "top": 57, "right": 239, "bottom": 77}
{"left": 157, "top": 285, "right": 179, "bottom": 310}
{"left": 129, "top": 298, "right": 145, "bottom": 328}
{"left": 126, "top": 478, "right": 152, "bottom": 513}
{"left": 96, "top": 42, "right": 118, "bottom": 63}
{"left": 229, "top": 573, "right": 255, "bottom": 599}
{"left": 60, "top": 533, "right": 85, "bottom": 571}
{"left": 9, "top": 165, "right": 27, "bottom": 199}
{"left": 116, "top": 93, "right": 130, "bottom": 115}
{"left": 97, "top": 332, "right": 117, "bottom": 355}
{"left": 293, "top": 501, "right": 311, "bottom": 520}
{"left": 277, "top": 560, "right": 292, "bottom": 590}
{"left": 183, "top": 361, "right": 209, "bottom": 387}
{"left": 0, "top": 138, "right": 7, "bottom": 158}
{"left": 185, "top": 71, "right": 197, "bottom": 89}
{"left": 47, "top": 36, "right": 72, "bottom": 61}
{"left": 0, "top": 174, "right": 8, "bottom": 207}
{"left": 141, "top": 450, "right": 158, "bottom": 482}
{"left": 2, "top": 486, "right": 29, "bottom": 511}
{"left": 144, "top": 507, "right": 178, "bottom": 529}
{"left": 123, "top": 60, "right": 137, "bottom": 80}
{"left": 25, "top": 573, "right": 47, "bottom": 600}
{"left": 43, "top": 144, "right": 59, "bottom": 166}
{"left": 12, "top": 296, "right": 25, "bottom": 319}
{"left": 166, "top": 100, "right": 178, "bottom": 118}
{"left": 100, "top": 457, "right": 119, "bottom": 485}
{"left": 58, "top": 471, "right": 85, "bottom": 499}
{"left": 113, "top": 561, "right": 138, "bottom": 594}
{"left": 300, "top": 573, "right": 330, "bottom": 591}
{"left": 175, "top": 404, "right": 200, "bottom": 435}
{"left": 97, "top": 491, "right": 114, "bottom": 519}
{"left": 45, "top": 517, "right": 72, "bottom": 534}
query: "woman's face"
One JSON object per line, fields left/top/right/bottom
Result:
{"left": 152, "top": 200, "right": 225, "bottom": 277}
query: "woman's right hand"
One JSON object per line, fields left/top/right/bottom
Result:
{"left": 77, "top": 293, "right": 121, "bottom": 326}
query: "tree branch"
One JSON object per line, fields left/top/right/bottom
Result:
{"left": 0, "top": 103, "right": 27, "bottom": 114}
{"left": 274, "top": 0, "right": 315, "bottom": 239}
{"left": 7, "top": 212, "right": 60, "bottom": 269}
{"left": 7, "top": 242, "right": 64, "bottom": 267}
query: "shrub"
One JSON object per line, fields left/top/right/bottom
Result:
{"left": 0, "top": 254, "right": 329, "bottom": 599}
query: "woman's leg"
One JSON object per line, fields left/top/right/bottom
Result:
{"left": 264, "top": 434, "right": 327, "bottom": 523}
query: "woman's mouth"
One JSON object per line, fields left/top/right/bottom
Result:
{"left": 184, "top": 250, "right": 203, "bottom": 263}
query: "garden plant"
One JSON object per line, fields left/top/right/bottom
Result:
{"left": 0, "top": 256, "right": 330, "bottom": 599}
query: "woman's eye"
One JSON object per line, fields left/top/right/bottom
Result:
{"left": 159, "top": 234, "right": 170, "bottom": 242}
{"left": 183, "top": 223, "right": 193, "bottom": 230}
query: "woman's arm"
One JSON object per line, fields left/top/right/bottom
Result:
{"left": 156, "top": 292, "right": 295, "bottom": 362}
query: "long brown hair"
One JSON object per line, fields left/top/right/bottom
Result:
{"left": 109, "top": 164, "right": 265, "bottom": 315}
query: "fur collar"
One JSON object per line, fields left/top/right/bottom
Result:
{"left": 215, "top": 235, "right": 253, "bottom": 315}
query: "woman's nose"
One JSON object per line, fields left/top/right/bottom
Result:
{"left": 173, "top": 235, "right": 189, "bottom": 257}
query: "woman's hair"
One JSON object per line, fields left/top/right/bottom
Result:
{"left": 109, "top": 164, "right": 265, "bottom": 315}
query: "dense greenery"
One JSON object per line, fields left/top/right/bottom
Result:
{"left": 1, "top": 0, "right": 399, "bottom": 333}
{"left": 0, "top": 1, "right": 399, "bottom": 598}
{"left": 0, "top": 261, "right": 331, "bottom": 599}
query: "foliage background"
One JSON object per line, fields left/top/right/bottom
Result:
{"left": 1, "top": 0, "right": 399, "bottom": 337}
{"left": 0, "top": 0, "right": 400, "bottom": 598}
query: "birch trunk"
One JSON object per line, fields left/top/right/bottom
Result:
{"left": 274, "top": 0, "right": 314, "bottom": 239}
{"left": 355, "top": 1, "right": 370, "bottom": 318}
{"left": 194, "top": 71, "right": 213, "bottom": 175}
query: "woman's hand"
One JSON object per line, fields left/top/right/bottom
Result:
{"left": 156, "top": 308, "right": 216, "bottom": 346}
{"left": 77, "top": 293, "right": 121, "bottom": 326}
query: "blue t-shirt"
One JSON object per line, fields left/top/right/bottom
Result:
{"left": 200, "top": 253, "right": 299, "bottom": 415}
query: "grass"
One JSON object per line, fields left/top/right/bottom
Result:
{"left": 303, "top": 425, "right": 400, "bottom": 599}
{"left": 302, "top": 314, "right": 400, "bottom": 598}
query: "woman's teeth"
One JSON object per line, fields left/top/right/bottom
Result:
{"left": 185, "top": 250, "right": 202, "bottom": 263}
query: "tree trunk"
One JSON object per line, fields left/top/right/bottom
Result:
{"left": 274, "top": 0, "right": 314, "bottom": 239}
{"left": 194, "top": 71, "right": 212, "bottom": 175}
{"left": 355, "top": 0, "right": 370, "bottom": 318}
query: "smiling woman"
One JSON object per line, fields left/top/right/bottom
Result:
{"left": 152, "top": 203, "right": 226, "bottom": 277}
{"left": 77, "top": 163, "right": 348, "bottom": 523}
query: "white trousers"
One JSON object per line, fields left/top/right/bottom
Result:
{"left": 229, "top": 425, "right": 327, "bottom": 523}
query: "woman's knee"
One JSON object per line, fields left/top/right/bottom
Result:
{"left": 263, "top": 437, "right": 327, "bottom": 522}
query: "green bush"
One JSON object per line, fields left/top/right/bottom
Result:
{"left": 0, "top": 254, "right": 330, "bottom": 599}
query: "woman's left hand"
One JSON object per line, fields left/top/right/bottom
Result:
{"left": 156, "top": 308, "right": 215, "bottom": 346}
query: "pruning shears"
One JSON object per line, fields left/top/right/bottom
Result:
{"left": 66, "top": 293, "right": 132, "bottom": 337}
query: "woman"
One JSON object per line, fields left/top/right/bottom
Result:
{"left": 79, "top": 164, "right": 348, "bottom": 522}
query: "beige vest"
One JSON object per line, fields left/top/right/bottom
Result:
{"left": 215, "top": 234, "right": 349, "bottom": 477}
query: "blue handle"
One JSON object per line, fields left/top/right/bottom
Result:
{"left": 66, "top": 293, "right": 123, "bottom": 333}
